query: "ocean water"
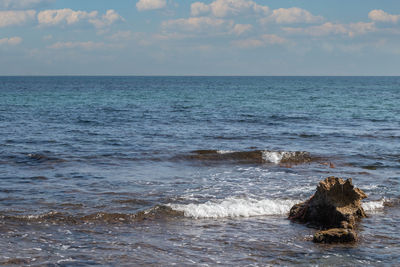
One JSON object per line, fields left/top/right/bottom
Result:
{"left": 0, "top": 76, "right": 399, "bottom": 266}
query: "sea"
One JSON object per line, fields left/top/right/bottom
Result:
{"left": 0, "top": 76, "right": 399, "bottom": 266}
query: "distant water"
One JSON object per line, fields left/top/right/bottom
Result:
{"left": 0, "top": 76, "right": 399, "bottom": 266}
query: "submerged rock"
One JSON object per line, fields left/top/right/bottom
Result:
{"left": 313, "top": 228, "right": 357, "bottom": 243}
{"left": 289, "top": 176, "right": 367, "bottom": 229}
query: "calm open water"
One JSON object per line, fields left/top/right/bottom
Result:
{"left": 0, "top": 76, "right": 399, "bottom": 266}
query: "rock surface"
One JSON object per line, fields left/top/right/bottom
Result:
{"left": 289, "top": 176, "right": 367, "bottom": 229}
{"left": 289, "top": 176, "right": 368, "bottom": 243}
{"left": 313, "top": 228, "right": 357, "bottom": 243}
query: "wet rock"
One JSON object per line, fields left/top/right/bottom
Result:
{"left": 289, "top": 176, "right": 367, "bottom": 229}
{"left": 313, "top": 228, "right": 357, "bottom": 243}
{"left": 340, "top": 220, "right": 353, "bottom": 229}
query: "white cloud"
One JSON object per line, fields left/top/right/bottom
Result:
{"left": 263, "top": 7, "right": 323, "bottom": 24}
{"left": 233, "top": 38, "right": 263, "bottom": 48}
{"left": 152, "top": 32, "right": 191, "bottom": 41}
{"left": 0, "top": 36, "right": 22, "bottom": 45}
{"left": 37, "top": 9, "right": 123, "bottom": 28}
{"left": 191, "top": 0, "right": 269, "bottom": 17}
{"left": 368, "top": 10, "right": 400, "bottom": 24}
{"left": 191, "top": 2, "right": 210, "bottom": 16}
{"left": 232, "top": 24, "right": 252, "bottom": 35}
{"left": 283, "top": 22, "right": 376, "bottom": 37}
{"left": 0, "top": 10, "right": 36, "bottom": 27}
{"left": 38, "top": 9, "right": 97, "bottom": 26}
{"left": 161, "top": 16, "right": 253, "bottom": 39}
{"left": 89, "top": 9, "right": 124, "bottom": 29}
{"left": 108, "top": 30, "right": 133, "bottom": 41}
{"left": 48, "top": 41, "right": 109, "bottom": 50}
{"left": 1, "top": 8, "right": 123, "bottom": 30}
{"left": 136, "top": 0, "right": 166, "bottom": 11}
{"left": 283, "top": 22, "right": 347, "bottom": 36}
{"left": 153, "top": 22, "right": 252, "bottom": 41}
{"left": 0, "top": 0, "right": 53, "bottom": 9}
{"left": 233, "top": 34, "right": 286, "bottom": 48}
{"left": 162, "top": 16, "right": 234, "bottom": 32}
{"left": 348, "top": 22, "right": 376, "bottom": 36}
{"left": 320, "top": 39, "right": 388, "bottom": 54}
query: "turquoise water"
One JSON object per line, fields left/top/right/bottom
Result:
{"left": 0, "top": 76, "right": 399, "bottom": 265}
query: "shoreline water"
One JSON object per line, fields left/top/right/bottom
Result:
{"left": 1, "top": 76, "right": 399, "bottom": 265}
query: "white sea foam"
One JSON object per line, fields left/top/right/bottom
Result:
{"left": 362, "top": 200, "right": 385, "bottom": 212}
{"left": 216, "top": 150, "right": 235, "bottom": 154}
{"left": 360, "top": 184, "right": 379, "bottom": 190}
{"left": 168, "top": 197, "right": 299, "bottom": 219}
{"left": 262, "top": 151, "right": 284, "bottom": 164}
{"left": 170, "top": 197, "right": 387, "bottom": 219}
{"left": 261, "top": 151, "right": 309, "bottom": 164}
{"left": 287, "top": 185, "right": 315, "bottom": 193}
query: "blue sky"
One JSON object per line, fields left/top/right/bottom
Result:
{"left": 0, "top": 0, "right": 399, "bottom": 75}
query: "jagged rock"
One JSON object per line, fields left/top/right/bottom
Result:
{"left": 313, "top": 228, "right": 357, "bottom": 243}
{"left": 289, "top": 176, "right": 367, "bottom": 229}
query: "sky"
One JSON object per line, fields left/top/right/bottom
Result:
{"left": 0, "top": 0, "right": 399, "bottom": 75}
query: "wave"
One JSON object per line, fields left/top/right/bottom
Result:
{"left": 169, "top": 197, "right": 391, "bottom": 219}
{"left": 0, "top": 206, "right": 183, "bottom": 225}
{"left": 261, "top": 151, "right": 311, "bottom": 164}
{"left": 186, "top": 150, "right": 313, "bottom": 164}
{"left": 168, "top": 197, "right": 300, "bottom": 219}
{"left": 0, "top": 153, "right": 67, "bottom": 166}
{"left": 1, "top": 198, "right": 389, "bottom": 224}
{"left": 112, "top": 198, "right": 150, "bottom": 205}
{"left": 26, "top": 153, "right": 66, "bottom": 164}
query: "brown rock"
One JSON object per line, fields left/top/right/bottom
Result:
{"left": 313, "top": 228, "right": 357, "bottom": 243}
{"left": 340, "top": 220, "right": 353, "bottom": 229}
{"left": 289, "top": 176, "right": 367, "bottom": 228}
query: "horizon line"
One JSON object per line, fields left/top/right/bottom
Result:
{"left": 0, "top": 75, "right": 399, "bottom": 77}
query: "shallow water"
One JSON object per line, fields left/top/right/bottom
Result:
{"left": 0, "top": 76, "right": 399, "bottom": 266}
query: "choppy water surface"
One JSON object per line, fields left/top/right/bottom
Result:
{"left": 0, "top": 76, "right": 399, "bottom": 266}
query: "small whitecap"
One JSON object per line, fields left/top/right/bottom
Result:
{"left": 216, "top": 150, "right": 235, "bottom": 154}
{"left": 262, "top": 151, "right": 284, "bottom": 164}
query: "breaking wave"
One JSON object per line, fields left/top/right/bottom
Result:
{"left": 186, "top": 150, "right": 313, "bottom": 164}
{"left": 261, "top": 151, "right": 310, "bottom": 164}
{"left": 167, "top": 197, "right": 391, "bottom": 219}
{"left": 168, "top": 197, "right": 300, "bottom": 219}
{"left": 1, "top": 199, "right": 389, "bottom": 225}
